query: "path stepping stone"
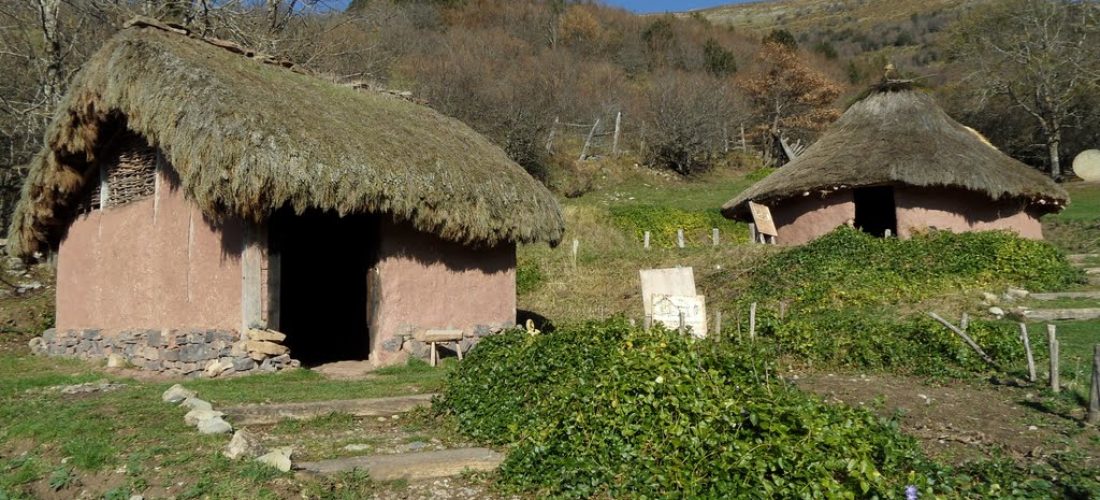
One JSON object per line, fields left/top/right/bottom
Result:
{"left": 1084, "top": 268, "right": 1100, "bottom": 275}
{"left": 1024, "top": 308, "right": 1100, "bottom": 321}
{"left": 1068, "top": 254, "right": 1099, "bottom": 263}
{"left": 1030, "top": 291, "right": 1100, "bottom": 300}
{"left": 222, "top": 394, "right": 436, "bottom": 425}
{"left": 297, "top": 448, "right": 504, "bottom": 481}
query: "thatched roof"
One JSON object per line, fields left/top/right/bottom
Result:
{"left": 9, "top": 20, "right": 564, "bottom": 257}
{"left": 722, "top": 83, "right": 1069, "bottom": 220}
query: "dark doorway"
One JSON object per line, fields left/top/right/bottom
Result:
{"left": 853, "top": 186, "right": 897, "bottom": 237}
{"left": 268, "top": 208, "right": 379, "bottom": 365}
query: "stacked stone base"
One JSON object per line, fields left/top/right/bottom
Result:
{"left": 30, "top": 328, "right": 299, "bottom": 377}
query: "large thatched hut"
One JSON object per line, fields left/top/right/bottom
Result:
{"left": 10, "top": 20, "right": 564, "bottom": 374}
{"left": 722, "top": 82, "right": 1068, "bottom": 246}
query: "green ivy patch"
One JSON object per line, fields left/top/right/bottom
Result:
{"left": 438, "top": 320, "right": 942, "bottom": 497}
{"left": 608, "top": 205, "right": 745, "bottom": 247}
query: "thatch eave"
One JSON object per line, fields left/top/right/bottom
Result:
{"left": 721, "top": 86, "right": 1068, "bottom": 221}
{"left": 9, "top": 22, "right": 564, "bottom": 258}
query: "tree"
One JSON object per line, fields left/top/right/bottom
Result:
{"left": 702, "top": 38, "right": 736, "bottom": 77}
{"left": 950, "top": 0, "right": 1100, "bottom": 179}
{"left": 641, "top": 72, "right": 741, "bottom": 175}
{"left": 740, "top": 42, "right": 842, "bottom": 166}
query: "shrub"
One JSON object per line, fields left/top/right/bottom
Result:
{"left": 738, "top": 227, "right": 1082, "bottom": 314}
{"left": 608, "top": 205, "right": 743, "bottom": 247}
{"left": 439, "top": 320, "right": 943, "bottom": 497}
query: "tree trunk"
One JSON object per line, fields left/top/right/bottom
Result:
{"left": 1049, "top": 129, "right": 1062, "bottom": 179}
{"left": 35, "top": 0, "right": 63, "bottom": 116}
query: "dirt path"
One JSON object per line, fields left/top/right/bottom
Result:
{"left": 794, "top": 371, "right": 1100, "bottom": 468}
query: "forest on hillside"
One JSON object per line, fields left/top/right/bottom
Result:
{"left": 1, "top": 0, "right": 1099, "bottom": 230}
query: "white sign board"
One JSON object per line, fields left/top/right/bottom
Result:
{"left": 651, "top": 294, "right": 708, "bottom": 338}
{"left": 748, "top": 201, "right": 778, "bottom": 237}
{"left": 640, "top": 267, "right": 697, "bottom": 318}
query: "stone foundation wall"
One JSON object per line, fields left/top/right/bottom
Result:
{"left": 30, "top": 328, "right": 298, "bottom": 377}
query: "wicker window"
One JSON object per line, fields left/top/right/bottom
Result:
{"left": 80, "top": 133, "right": 157, "bottom": 212}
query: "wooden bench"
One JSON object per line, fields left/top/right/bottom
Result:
{"left": 413, "top": 330, "right": 465, "bottom": 366}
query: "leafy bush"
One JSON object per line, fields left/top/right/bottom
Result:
{"left": 719, "top": 228, "right": 1079, "bottom": 375}
{"left": 609, "top": 205, "right": 743, "bottom": 247}
{"left": 515, "top": 259, "right": 545, "bottom": 295}
{"left": 739, "top": 227, "right": 1082, "bottom": 314}
{"left": 439, "top": 320, "right": 943, "bottom": 497}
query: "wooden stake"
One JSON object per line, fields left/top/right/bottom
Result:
{"left": 749, "top": 223, "right": 758, "bottom": 244}
{"left": 960, "top": 312, "right": 969, "bottom": 332}
{"left": 1020, "top": 323, "right": 1036, "bottom": 383}
{"left": 1049, "top": 324, "right": 1060, "bottom": 393}
{"left": 643, "top": 231, "right": 650, "bottom": 249}
{"left": 612, "top": 111, "right": 622, "bottom": 157}
{"left": 714, "top": 310, "right": 722, "bottom": 339}
{"left": 928, "top": 312, "right": 997, "bottom": 368}
{"left": 430, "top": 342, "right": 438, "bottom": 367}
{"left": 579, "top": 118, "right": 600, "bottom": 161}
{"left": 749, "top": 302, "right": 757, "bottom": 342}
{"left": 571, "top": 239, "right": 579, "bottom": 269}
{"left": 779, "top": 301, "right": 787, "bottom": 322}
{"left": 740, "top": 123, "right": 747, "bottom": 152}
{"left": 545, "top": 117, "right": 559, "bottom": 154}
{"left": 1088, "top": 344, "right": 1100, "bottom": 425}
{"left": 644, "top": 314, "right": 652, "bottom": 331}
{"left": 455, "top": 341, "right": 464, "bottom": 361}
{"left": 712, "top": 228, "right": 719, "bottom": 247}
{"left": 677, "top": 229, "right": 685, "bottom": 249}
{"left": 678, "top": 311, "right": 685, "bottom": 335}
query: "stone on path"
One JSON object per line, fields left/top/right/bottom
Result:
{"left": 1024, "top": 308, "right": 1100, "bottom": 321}
{"left": 197, "top": 416, "right": 233, "bottom": 434}
{"left": 256, "top": 447, "right": 293, "bottom": 472}
{"left": 1030, "top": 291, "right": 1100, "bottom": 300}
{"left": 204, "top": 358, "right": 234, "bottom": 378}
{"left": 185, "top": 409, "right": 226, "bottom": 426}
{"left": 181, "top": 397, "right": 213, "bottom": 412}
{"left": 297, "top": 448, "right": 503, "bottom": 481}
{"left": 988, "top": 306, "right": 1005, "bottom": 319}
{"left": 162, "top": 384, "right": 196, "bottom": 404}
{"left": 224, "top": 430, "right": 265, "bottom": 460}
{"left": 222, "top": 394, "right": 435, "bottom": 425}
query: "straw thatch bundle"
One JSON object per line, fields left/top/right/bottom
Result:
{"left": 9, "top": 21, "right": 564, "bottom": 257}
{"left": 722, "top": 83, "right": 1068, "bottom": 220}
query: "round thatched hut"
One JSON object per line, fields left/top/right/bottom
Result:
{"left": 722, "top": 82, "right": 1068, "bottom": 246}
{"left": 10, "top": 19, "right": 564, "bottom": 373}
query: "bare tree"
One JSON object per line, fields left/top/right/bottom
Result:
{"left": 951, "top": 0, "right": 1100, "bottom": 179}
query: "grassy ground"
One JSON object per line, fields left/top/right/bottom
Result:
{"left": 0, "top": 336, "right": 461, "bottom": 499}
{"left": 1042, "top": 182, "right": 1100, "bottom": 253}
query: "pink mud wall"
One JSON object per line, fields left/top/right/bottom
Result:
{"left": 370, "top": 220, "right": 516, "bottom": 365}
{"left": 894, "top": 187, "right": 1043, "bottom": 239}
{"left": 771, "top": 191, "right": 855, "bottom": 246}
{"left": 56, "top": 168, "right": 244, "bottom": 333}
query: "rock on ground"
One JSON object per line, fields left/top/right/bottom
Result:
{"left": 162, "top": 384, "right": 196, "bottom": 404}
{"left": 185, "top": 409, "right": 226, "bottom": 426}
{"left": 197, "top": 416, "right": 233, "bottom": 434}
{"left": 224, "top": 430, "right": 265, "bottom": 460}
{"left": 256, "top": 447, "right": 293, "bottom": 472}
{"left": 181, "top": 397, "right": 213, "bottom": 412}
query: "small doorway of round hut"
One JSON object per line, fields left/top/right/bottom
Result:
{"left": 854, "top": 186, "right": 897, "bottom": 237}
{"left": 268, "top": 209, "right": 379, "bottom": 365}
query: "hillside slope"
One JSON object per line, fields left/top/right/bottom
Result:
{"left": 697, "top": 0, "right": 982, "bottom": 81}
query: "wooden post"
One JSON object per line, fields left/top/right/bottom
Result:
{"left": 545, "top": 117, "right": 559, "bottom": 154}
{"left": 644, "top": 314, "right": 652, "bottom": 331}
{"left": 960, "top": 312, "right": 969, "bottom": 332}
{"left": 749, "top": 302, "right": 757, "bottom": 342}
{"left": 455, "top": 341, "right": 464, "bottom": 361}
{"left": 430, "top": 342, "right": 438, "bottom": 367}
{"left": 612, "top": 111, "right": 622, "bottom": 157}
{"left": 678, "top": 311, "right": 685, "bottom": 335}
{"left": 579, "top": 118, "right": 600, "bottom": 161}
{"left": 739, "top": 123, "right": 747, "bottom": 152}
{"left": 571, "top": 238, "right": 579, "bottom": 269}
{"left": 677, "top": 229, "right": 685, "bottom": 249}
{"left": 1020, "top": 323, "right": 1037, "bottom": 383}
{"left": 1088, "top": 344, "right": 1100, "bottom": 425}
{"left": 1049, "top": 324, "right": 1060, "bottom": 393}
{"left": 712, "top": 228, "right": 719, "bottom": 247}
{"left": 779, "top": 301, "right": 787, "bottom": 322}
{"left": 749, "top": 223, "right": 758, "bottom": 244}
{"left": 927, "top": 312, "right": 997, "bottom": 368}
{"left": 643, "top": 231, "right": 651, "bottom": 249}
{"left": 714, "top": 310, "right": 722, "bottom": 339}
